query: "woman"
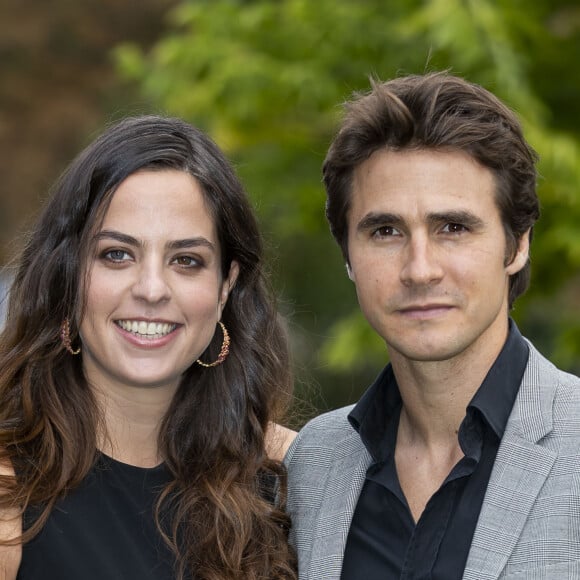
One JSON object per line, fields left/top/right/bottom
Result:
{"left": 0, "top": 115, "right": 297, "bottom": 579}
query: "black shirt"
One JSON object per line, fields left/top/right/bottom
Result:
{"left": 340, "top": 321, "right": 529, "bottom": 580}
{"left": 19, "top": 454, "right": 279, "bottom": 580}
{"left": 19, "top": 453, "right": 177, "bottom": 580}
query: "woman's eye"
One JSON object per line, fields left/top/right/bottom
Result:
{"left": 104, "top": 249, "right": 130, "bottom": 262}
{"left": 172, "top": 255, "right": 201, "bottom": 267}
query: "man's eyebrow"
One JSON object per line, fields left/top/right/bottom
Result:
{"left": 356, "top": 212, "right": 404, "bottom": 233}
{"left": 356, "top": 210, "right": 486, "bottom": 232}
{"left": 427, "top": 211, "right": 485, "bottom": 229}
{"left": 94, "top": 230, "right": 216, "bottom": 251}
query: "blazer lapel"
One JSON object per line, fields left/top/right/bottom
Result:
{"left": 463, "top": 435, "right": 556, "bottom": 579}
{"left": 307, "top": 436, "right": 372, "bottom": 580}
{"left": 463, "top": 345, "right": 559, "bottom": 580}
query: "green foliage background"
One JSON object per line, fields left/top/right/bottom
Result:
{"left": 115, "top": 0, "right": 580, "bottom": 417}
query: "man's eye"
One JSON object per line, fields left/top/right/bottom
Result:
{"left": 372, "top": 226, "right": 398, "bottom": 238}
{"left": 442, "top": 223, "right": 467, "bottom": 234}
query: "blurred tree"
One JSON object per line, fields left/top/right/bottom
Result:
{"left": 115, "top": 0, "right": 580, "bottom": 415}
{"left": 0, "top": 0, "right": 177, "bottom": 264}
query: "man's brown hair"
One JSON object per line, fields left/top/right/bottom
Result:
{"left": 323, "top": 72, "right": 540, "bottom": 307}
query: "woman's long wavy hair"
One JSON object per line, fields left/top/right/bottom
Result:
{"left": 0, "top": 115, "right": 296, "bottom": 579}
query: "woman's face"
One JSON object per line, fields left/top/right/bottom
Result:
{"left": 79, "top": 169, "right": 239, "bottom": 396}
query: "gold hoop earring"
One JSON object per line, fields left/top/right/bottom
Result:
{"left": 196, "top": 321, "right": 230, "bottom": 368}
{"left": 60, "top": 318, "right": 81, "bottom": 355}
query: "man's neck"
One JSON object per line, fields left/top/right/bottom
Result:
{"left": 389, "top": 325, "right": 507, "bottom": 448}
{"left": 391, "top": 343, "right": 503, "bottom": 523}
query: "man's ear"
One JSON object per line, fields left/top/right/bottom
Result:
{"left": 506, "top": 229, "right": 531, "bottom": 275}
{"left": 346, "top": 263, "right": 354, "bottom": 281}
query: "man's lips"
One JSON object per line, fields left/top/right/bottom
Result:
{"left": 397, "top": 304, "right": 454, "bottom": 318}
{"left": 398, "top": 303, "right": 453, "bottom": 311}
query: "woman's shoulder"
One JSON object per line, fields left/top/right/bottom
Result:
{"left": 265, "top": 423, "right": 297, "bottom": 462}
{"left": 0, "top": 459, "right": 22, "bottom": 580}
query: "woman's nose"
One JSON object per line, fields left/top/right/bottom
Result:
{"left": 131, "top": 261, "right": 171, "bottom": 304}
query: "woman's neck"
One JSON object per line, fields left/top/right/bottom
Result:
{"left": 91, "top": 382, "right": 174, "bottom": 468}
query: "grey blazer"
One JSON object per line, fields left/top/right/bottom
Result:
{"left": 285, "top": 342, "right": 580, "bottom": 579}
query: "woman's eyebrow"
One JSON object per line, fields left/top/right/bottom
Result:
{"left": 94, "top": 229, "right": 216, "bottom": 251}
{"left": 167, "top": 237, "right": 216, "bottom": 252}
{"left": 93, "top": 230, "right": 139, "bottom": 246}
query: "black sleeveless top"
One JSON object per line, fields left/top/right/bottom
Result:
{"left": 17, "top": 454, "right": 177, "bottom": 580}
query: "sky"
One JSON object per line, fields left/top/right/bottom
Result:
{"left": 0, "top": 273, "right": 9, "bottom": 326}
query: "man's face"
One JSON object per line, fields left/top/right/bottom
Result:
{"left": 346, "top": 148, "right": 529, "bottom": 366}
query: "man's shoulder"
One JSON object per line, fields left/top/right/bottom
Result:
{"left": 284, "top": 404, "right": 364, "bottom": 466}
{"left": 300, "top": 404, "right": 355, "bottom": 431}
{"left": 294, "top": 404, "right": 357, "bottom": 441}
{"left": 514, "top": 340, "right": 580, "bottom": 444}
{"left": 526, "top": 339, "right": 580, "bottom": 392}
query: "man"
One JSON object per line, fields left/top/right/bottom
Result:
{"left": 285, "top": 72, "right": 580, "bottom": 580}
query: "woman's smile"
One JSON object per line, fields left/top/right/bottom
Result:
{"left": 79, "top": 169, "right": 239, "bottom": 392}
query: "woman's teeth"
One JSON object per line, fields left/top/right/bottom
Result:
{"left": 116, "top": 320, "right": 176, "bottom": 338}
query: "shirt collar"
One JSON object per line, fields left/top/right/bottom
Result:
{"left": 467, "top": 319, "right": 529, "bottom": 439}
{"left": 348, "top": 319, "right": 529, "bottom": 460}
{"left": 348, "top": 364, "right": 400, "bottom": 462}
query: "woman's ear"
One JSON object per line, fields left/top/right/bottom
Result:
{"left": 219, "top": 261, "right": 240, "bottom": 315}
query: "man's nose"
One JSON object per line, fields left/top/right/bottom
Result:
{"left": 399, "top": 235, "right": 444, "bottom": 287}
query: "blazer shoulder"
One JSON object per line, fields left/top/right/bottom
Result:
{"left": 284, "top": 405, "right": 359, "bottom": 465}
{"left": 526, "top": 340, "right": 580, "bottom": 398}
{"left": 516, "top": 340, "right": 580, "bottom": 443}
